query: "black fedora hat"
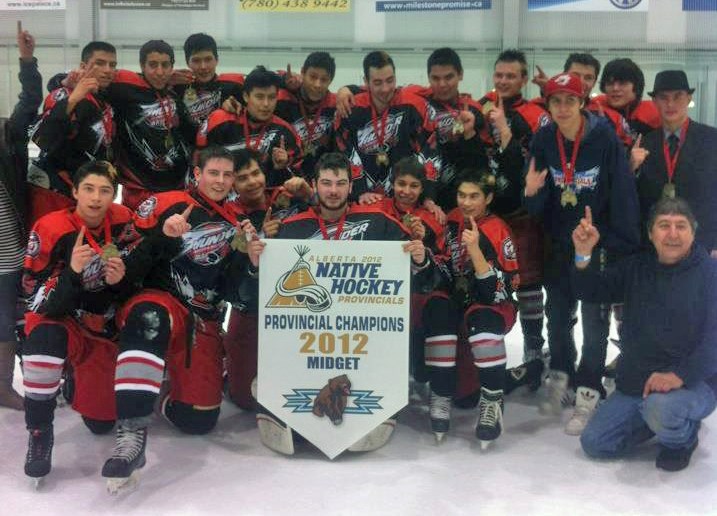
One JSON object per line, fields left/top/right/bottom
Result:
{"left": 648, "top": 70, "right": 695, "bottom": 97}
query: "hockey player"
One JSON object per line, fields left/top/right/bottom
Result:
{"left": 476, "top": 50, "right": 549, "bottom": 397}
{"left": 170, "top": 33, "right": 245, "bottom": 132}
{"left": 275, "top": 52, "right": 338, "bottom": 179}
{"left": 21, "top": 161, "right": 140, "bottom": 484}
{"left": 421, "top": 169, "right": 518, "bottom": 446}
{"left": 524, "top": 73, "right": 640, "bottom": 435}
{"left": 223, "top": 149, "right": 312, "bottom": 410}
{"left": 334, "top": 51, "right": 441, "bottom": 214}
{"left": 100, "top": 146, "right": 248, "bottom": 493}
{"left": 198, "top": 66, "right": 303, "bottom": 189}
{"left": 28, "top": 41, "right": 118, "bottom": 225}
{"left": 245, "top": 152, "right": 431, "bottom": 455}
{"left": 105, "top": 40, "right": 194, "bottom": 210}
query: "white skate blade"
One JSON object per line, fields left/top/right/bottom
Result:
{"left": 433, "top": 432, "right": 446, "bottom": 444}
{"left": 31, "top": 477, "right": 44, "bottom": 490}
{"left": 106, "top": 470, "right": 140, "bottom": 495}
{"left": 480, "top": 440, "right": 492, "bottom": 451}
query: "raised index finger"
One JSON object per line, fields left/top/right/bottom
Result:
{"left": 263, "top": 206, "right": 273, "bottom": 224}
{"left": 584, "top": 205, "right": 593, "bottom": 226}
{"left": 536, "top": 64, "right": 545, "bottom": 77}
{"left": 17, "top": 20, "right": 22, "bottom": 35}
{"left": 181, "top": 203, "right": 194, "bottom": 220}
{"left": 634, "top": 134, "right": 642, "bottom": 149}
{"left": 75, "top": 225, "right": 86, "bottom": 248}
{"left": 287, "top": 63, "right": 292, "bottom": 76}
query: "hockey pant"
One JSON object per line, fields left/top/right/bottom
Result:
{"left": 223, "top": 308, "right": 258, "bottom": 410}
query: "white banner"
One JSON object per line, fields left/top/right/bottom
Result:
{"left": 527, "top": 0, "right": 648, "bottom": 11}
{"left": 0, "top": 0, "right": 65, "bottom": 9}
{"left": 258, "top": 239, "right": 410, "bottom": 459}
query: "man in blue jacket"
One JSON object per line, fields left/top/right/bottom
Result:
{"left": 574, "top": 198, "right": 717, "bottom": 471}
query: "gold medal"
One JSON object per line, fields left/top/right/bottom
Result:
{"left": 164, "top": 133, "right": 174, "bottom": 149}
{"left": 231, "top": 231, "right": 248, "bottom": 253}
{"left": 451, "top": 119, "right": 465, "bottom": 136}
{"left": 376, "top": 151, "right": 390, "bottom": 167}
{"left": 275, "top": 192, "right": 291, "bottom": 209}
{"left": 101, "top": 243, "right": 120, "bottom": 262}
{"left": 662, "top": 182, "right": 676, "bottom": 199}
{"left": 105, "top": 145, "right": 114, "bottom": 163}
{"left": 482, "top": 101, "right": 495, "bottom": 116}
{"left": 401, "top": 213, "right": 413, "bottom": 227}
{"left": 560, "top": 188, "right": 578, "bottom": 207}
{"left": 183, "top": 86, "right": 197, "bottom": 103}
{"left": 303, "top": 143, "right": 315, "bottom": 157}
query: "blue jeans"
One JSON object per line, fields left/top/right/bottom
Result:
{"left": 581, "top": 382, "right": 717, "bottom": 458}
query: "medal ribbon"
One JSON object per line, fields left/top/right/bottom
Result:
{"left": 194, "top": 189, "right": 237, "bottom": 226}
{"left": 71, "top": 210, "right": 112, "bottom": 255}
{"left": 369, "top": 99, "right": 390, "bottom": 150}
{"left": 86, "top": 94, "right": 114, "bottom": 146}
{"left": 317, "top": 209, "right": 347, "bottom": 241}
{"left": 298, "top": 95, "right": 327, "bottom": 147}
{"left": 241, "top": 111, "right": 269, "bottom": 152}
{"left": 662, "top": 118, "right": 690, "bottom": 184}
{"left": 556, "top": 117, "right": 585, "bottom": 186}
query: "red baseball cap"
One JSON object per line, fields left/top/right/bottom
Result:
{"left": 544, "top": 73, "right": 584, "bottom": 99}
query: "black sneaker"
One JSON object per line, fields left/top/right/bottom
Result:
{"left": 656, "top": 439, "right": 698, "bottom": 472}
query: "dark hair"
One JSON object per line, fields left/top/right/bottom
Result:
{"left": 456, "top": 168, "right": 497, "bottom": 197}
{"left": 302, "top": 51, "right": 336, "bottom": 80}
{"left": 392, "top": 156, "right": 426, "bottom": 183}
{"left": 183, "top": 33, "right": 217, "bottom": 64}
{"left": 81, "top": 41, "right": 116, "bottom": 63}
{"left": 647, "top": 197, "right": 698, "bottom": 234}
{"left": 314, "top": 152, "right": 352, "bottom": 182}
{"left": 427, "top": 47, "right": 463, "bottom": 75}
{"left": 73, "top": 160, "right": 119, "bottom": 193}
{"left": 495, "top": 49, "right": 527, "bottom": 77}
{"left": 243, "top": 66, "right": 282, "bottom": 95}
{"left": 599, "top": 58, "right": 645, "bottom": 99}
{"left": 234, "top": 148, "right": 263, "bottom": 172}
{"left": 197, "top": 146, "right": 236, "bottom": 170}
{"left": 564, "top": 53, "right": 601, "bottom": 78}
{"left": 139, "top": 40, "right": 175, "bottom": 66}
{"left": 363, "top": 50, "right": 395, "bottom": 81}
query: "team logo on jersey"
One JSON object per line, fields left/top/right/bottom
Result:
{"left": 180, "top": 221, "right": 235, "bottom": 266}
{"left": 308, "top": 219, "right": 371, "bottom": 241}
{"left": 137, "top": 196, "right": 158, "bottom": 219}
{"left": 82, "top": 253, "right": 108, "bottom": 292}
{"left": 138, "top": 100, "right": 177, "bottom": 130}
{"left": 185, "top": 89, "right": 221, "bottom": 125}
{"left": 502, "top": 237, "right": 516, "bottom": 262}
{"left": 550, "top": 165, "right": 600, "bottom": 192}
{"left": 266, "top": 246, "right": 332, "bottom": 312}
{"left": 26, "top": 231, "right": 41, "bottom": 259}
{"left": 356, "top": 113, "right": 404, "bottom": 152}
{"left": 51, "top": 88, "right": 69, "bottom": 102}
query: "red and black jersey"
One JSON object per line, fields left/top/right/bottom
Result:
{"left": 173, "top": 73, "right": 245, "bottom": 130}
{"left": 275, "top": 88, "right": 337, "bottom": 179}
{"left": 404, "top": 85, "right": 488, "bottom": 189}
{"left": 375, "top": 197, "right": 445, "bottom": 256}
{"left": 591, "top": 94, "right": 661, "bottom": 140}
{"left": 133, "top": 189, "right": 247, "bottom": 320}
{"left": 334, "top": 87, "right": 439, "bottom": 200}
{"left": 106, "top": 70, "right": 193, "bottom": 194}
{"left": 29, "top": 87, "right": 115, "bottom": 199}
{"left": 23, "top": 204, "right": 141, "bottom": 338}
{"left": 439, "top": 209, "right": 518, "bottom": 307}
{"left": 277, "top": 203, "right": 409, "bottom": 241}
{"left": 479, "top": 92, "right": 550, "bottom": 216}
{"left": 197, "top": 109, "right": 303, "bottom": 188}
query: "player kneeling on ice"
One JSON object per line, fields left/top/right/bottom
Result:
{"left": 245, "top": 152, "right": 433, "bottom": 455}
{"left": 101, "top": 147, "right": 251, "bottom": 493}
{"left": 420, "top": 169, "right": 520, "bottom": 447}
{"left": 575, "top": 198, "right": 717, "bottom": 472}
{"left": 22, "top": 161, "right": 141, "bottom": 486}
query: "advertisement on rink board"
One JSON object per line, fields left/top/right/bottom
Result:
{"left": 0, "top": 0, "right": 65, "bottom": 8}
{"left": 238, "top": 0, "right": 350, "bottom": 12}
{"left": 528, "top": 0, "right": 648, "bottom": 11}
{"left": 100, "top": 0, "right": 208, "bottom": 8}
{"left": 258, "top": 239, "right": 410, "bottom": 459}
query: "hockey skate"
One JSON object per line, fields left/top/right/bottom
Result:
{"left": 25, "top": 426, "right": 54, "bottom": 489}
{"left": 429, "top": 391, "right": 451, "bottom": 443}
{"left": 476, "top": 388, "right": 504, "bottom": 450}
{"left": 102, "top": 424, "right": 147, "bottom": 495}
{"left": 504, "top": 357, "right": 545, "bottom": 395}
